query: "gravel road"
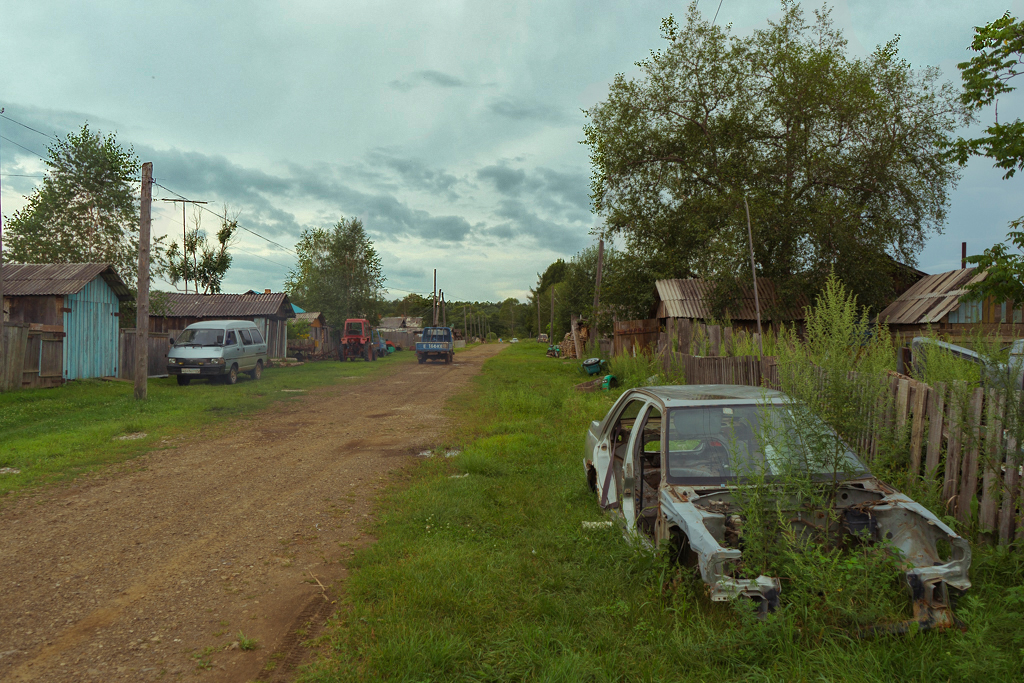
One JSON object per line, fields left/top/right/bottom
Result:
{"left": 0, "top": 343, "right": 504, "bottom": 682}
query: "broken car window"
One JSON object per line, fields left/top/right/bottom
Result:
{"left": 665, "top": 405, "right": 868, "bottom": 484}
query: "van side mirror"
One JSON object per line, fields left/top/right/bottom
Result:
{"left": 169, "top": 337, "right": 175, "bottom": 345}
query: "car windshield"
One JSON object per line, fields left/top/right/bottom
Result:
{"left": 175, "top": 328, "right": 225, "bottom": 346}
{"left": 422, "top": 328, "right": 449, "bottom": 342}
{"left": 665, "top": 404, "right": 868, "bottom": 484}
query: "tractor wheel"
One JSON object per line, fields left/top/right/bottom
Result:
{"left": 364, "top": 342, "right": 372, "bottom": 361}
{"left": 339, "top": 345, "right": 347, "bottom": 362}
{"left": 176, "top": 375, "right": 191, "bottom": 386}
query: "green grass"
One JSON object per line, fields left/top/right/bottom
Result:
{"left": 301, "top": 341, "right": 1024, "bottom": 683}
{"left": 0, "top": 351, "right": 413, "bottom": 496}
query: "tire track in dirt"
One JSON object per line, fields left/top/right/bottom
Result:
{"left": 0, "top": 344, "right": 504, "bottom": 682}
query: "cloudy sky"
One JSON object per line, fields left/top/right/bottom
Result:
{"left": 1, "top": 0, "right": 1023, "bottom": 301}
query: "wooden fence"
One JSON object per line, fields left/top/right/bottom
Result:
{"left": 1, "top": 322, "right": 65, "bottom": 390}
{"left": 613, "top": 319, "right": 660, "bottom": 356}
{"left": 119, "top": 330, "right": 171, "bottom": 380}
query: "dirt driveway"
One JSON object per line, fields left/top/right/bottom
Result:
{"left": 0, "top": 344, "right": 505, "bottom": 683}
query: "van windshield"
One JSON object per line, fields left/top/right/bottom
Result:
{"left": 175, "top": 328, "right": 225, "bottom": 346}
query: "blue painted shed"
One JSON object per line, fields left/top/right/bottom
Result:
{"left": 2, "top": 263, "right": 133, "bottom": 385}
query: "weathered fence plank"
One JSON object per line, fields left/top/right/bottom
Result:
{"left": 978, "top": 390, "right": 1003, "bottom": 533}
{"left": 925, "top": 382, "right": 946, "bottom": 480}
{"left": 942, "top": 385, "right": 964, "bottom": 509}
{"left": 908, "top": 385, "right": 928, "bottom": 482}
{"left": 957, "top": 387, "right": 985, "bottom": 524}
{"left": 999, "top": 433, "right": 1019, "bottom": 545}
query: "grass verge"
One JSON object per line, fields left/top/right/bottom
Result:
{"left": 301, "top": 341, "right": 1024, "bottom": 682}
{"left": 0, "top": 352, "right": 413, "bottom": 497}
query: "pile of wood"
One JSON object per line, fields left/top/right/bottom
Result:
{"left": 559, "top": 321, "right": 590, "bottom": 359}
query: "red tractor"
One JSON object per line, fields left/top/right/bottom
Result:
{"left": 338, "top": 318, "right": 376, "bottom": 362}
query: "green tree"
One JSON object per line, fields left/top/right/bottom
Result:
{"left": 3, "top": 123, "right": 161, "bottom": 287}
{"left": 285, "top": 217, "right": 385, "bottom": 325}
{"left": 584, "top": 1, "right": 968, "bottom": 313}
{"left": 163, "top": 206, "right": 238, "bottom": 294}
{"left": 950, "top": 13, "right": 1024, "bottom": 307}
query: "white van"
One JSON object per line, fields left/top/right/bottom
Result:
{"left": 167, "top": 320, "right": 269, "bottom": 386}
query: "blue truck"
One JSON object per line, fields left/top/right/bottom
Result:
{"left": 416, "top": 326, "right": 454, "bottom": 364}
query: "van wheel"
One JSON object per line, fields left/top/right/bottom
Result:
{"left": 176, "top": 375, "right": 191, "bottom": 386}
{"left": 226, "top": 365, "right": 238, "bottom": 385}
{"left": 250, "top": 360, "right": 263, "bottom": 380}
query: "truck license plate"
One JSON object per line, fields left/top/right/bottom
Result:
{"left": 182, "top": 368, "right": 201, "bottom": 375}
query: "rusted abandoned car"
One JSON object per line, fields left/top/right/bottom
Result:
{"left": 584, "top": 384, "right": 971, "bottom": 629}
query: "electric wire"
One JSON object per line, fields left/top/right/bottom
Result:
{"left": 0, "top": 114, "right": 57, "bottom": 140}
{"left": 712, "top": 0, "right": 724, "bottom": 25}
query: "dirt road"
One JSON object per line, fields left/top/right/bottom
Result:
{"left": 0, "top": 344, "right": 504, "bottom": 682}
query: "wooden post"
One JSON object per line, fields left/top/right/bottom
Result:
{"left": 679, "top": 319, "right": 692, "bottom": 355}
{"left": 708, "top": 325, "right": 721, "bottom": 357}
{"left": 135, "top": 162, "right": 153, "bottom": 401}
{"left": 432, "top": 269, "right": 437, "bottom": 326}
{"left": 570, "top": 314, "right": 582, "bottom": 360}
{"left": 591, "top": 238, "right": 604, "bottom": 353}
{"left": 744, "top": 197, "right": 764, "bottom": 357}
{"left": 956, "top": 387, "right": 985, "bottom": 523}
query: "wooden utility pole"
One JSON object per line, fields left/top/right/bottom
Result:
{"left": 591, "top": 238, "right": 604, "bottom": 353}
{"left": 432, "top": 269, "right": 437, "bottom": 326}
{"left": 535, "top": 294, "right": 541, "bottom": 340}
{"left": 549, "top": 287, "right": 555, "bottom": 343}
{"left": 744, "top": 197, "right": 764, "bottom": 357}
{"left": 463, "top": 306, "right": 467, "bottom": 340}
{"left": 135, "top": 162, "right": 154, "bottom": 400}
{"left": 160, "top": 197, "right": 208, "bottom": 293}
{"left": 441, "top": 291, "right": 447, "bottom": 326}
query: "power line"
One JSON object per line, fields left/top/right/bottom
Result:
{"left": 712, "top": 0, "right": 725, "bottom": 25}
{"left": 0, "top": 114, "right": 56, "bottom": 140}
{"left": 153, "top": 182, "right": 296, "bottom": 256}
{"left": 0, "top": 173, "right": 45, "bottom": 178}
{"left": 0, "top": 134, "right": 46, "bottom": 160}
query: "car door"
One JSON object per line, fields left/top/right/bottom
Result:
{"left": 238, "top": 328, "right": 255, "bottom": 370}
{"left": 630, "top": 404, "right": 664, "bottom": 535}
{"left": 248, "top": 327, "right": 268, "bottom": 364}
{"left": 598, "top": 397, "right": 647, "bottom": 511}
{"left": 224, "top": 329, "right": 242, "bottom": 369}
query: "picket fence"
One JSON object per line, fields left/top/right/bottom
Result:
{"left": 612, "top": 319, "right": 1024, "bottom": 544}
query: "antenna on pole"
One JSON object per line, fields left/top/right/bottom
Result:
{"left": 161, "top": 197, "right": 208, "bottom": 293}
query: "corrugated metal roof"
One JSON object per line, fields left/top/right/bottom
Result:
{"left": 0, "top": 263, "right": 133, "bottom": 301}
{"left": 876, "top": 268, "right": 985, "bottom": 325}
{"left": 378, "top": 316, "right": 424, "bottom": 329}
{"left": 294, "top": 311, "right": 325, "bottom": 323}
{"left": 655, "top": 278, "right": 808, "bottom": 321}
{"left": 158, "top": 292, "right": 294, "bottom": 319}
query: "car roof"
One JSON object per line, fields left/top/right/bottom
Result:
{"left": 631, "top": 384, "right": 789, "bottom": 406}
{"left": 183, "top": 320, "right": 256, "bottom": 329}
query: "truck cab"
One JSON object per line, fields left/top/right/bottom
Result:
{"left": 415, "top": 326, "right": 454, "bottom": 364}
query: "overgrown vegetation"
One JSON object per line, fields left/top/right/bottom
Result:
{"left": 0, "top": 354, "right": 411, "bottom": 497}
{"left": 303, "top": 342, "right": 1024, "bottom": 682}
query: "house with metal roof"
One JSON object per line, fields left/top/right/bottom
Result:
{"left": 654, "top": 278, "right": 809, "bottom": 331}
{"left": 876, "top": 267, "right": 1018, "bottom": 340}
{"left": 148, "top": 290, "right": 295, "bottom": 358}
{"left": 1, "top": 263, "right": 132, "bottom": 387}
{"left": 290, "top": 311, "right": 335, "bottom": 355}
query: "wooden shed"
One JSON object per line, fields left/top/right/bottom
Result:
{"left": 654, "top": 278, "right": 808, "bottom": 332}
{"left": 148, "top": 291, "right": 295, "bottom": 358}
{"left": 876, "top": 267, "right": 1021, "bottom": 341}
{"left": 291, "top": 311, "right": 335, "bottom": 354}
{"left": 1, "top": 263, "right": 132, "bottom": 387}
